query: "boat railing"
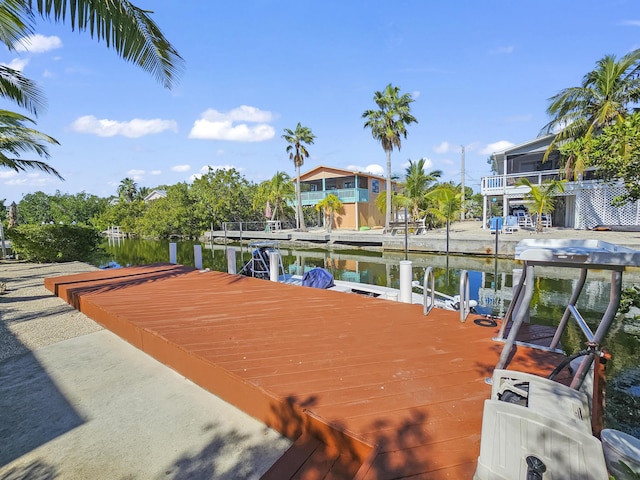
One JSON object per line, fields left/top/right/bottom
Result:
{"left": 422, "top": 267, "right": 435, "bottom": 316}
{"left": 459, "top": 270, "right": 470, "bottom": 322}
{"left": 494, "top": 239, "right": 640, "bottom": 392}
{"left": 415, "top": 268, "right": 473, "bottom": 319}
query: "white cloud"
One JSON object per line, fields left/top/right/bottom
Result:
{"left": 346, "top": 164, "right": 385, "bottom": 176}
{"left": 481, "top": 140, "right": 515, "bottom": 155}
{"left": 150, "top": 170, "right": 162, "bottom": 176}
{"left": 127, "top": 169, "right": 146, "bottom": 181}
{"left": 5, "top": 172, "right": 57, "bottom": 186}
{"left": 400, "top": 157, "right": 434, "bottom": 171}
{"left": 620, "top": 20, "right": 640, "bottom": 26}
{"left": 211, "top": 105, "right": 275, "bottom": 123}
{"left": 188, "top": 106, "right": 276, "bottom": 142}
{"left": 189, "top": 164, "right": 243, "bottom": 181}
{"left": 412, "top": 90, "right": 421, "bottom": 99}
{"left": 171, "top": 164, "right": 191, "bottom": 172}
{"left": 434, "top": 141, "right": 451, "bottom": 154}
{"left": 490, "top": 45, "right": 515, "bottom": 54}
{"left": 2, "top": 58, "right": 29, "bottom": 71}
{"left": 0, "top": 171, "right": 18, "bottom": 179}
{"left": 70, "top": 115, "right": 178, "bottom": 138}
{"left": 15, "top": 34, "right": 63, "bottom": 53}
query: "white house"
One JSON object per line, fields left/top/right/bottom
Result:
{"left": 480, "top": 134, "right": 640, "bottom": 229}
{"left": 143, "top": 189, "right": 167, "bottom": 203}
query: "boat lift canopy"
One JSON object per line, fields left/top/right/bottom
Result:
{"left": 494, "top": 239, "right": 640, "bottom": 390}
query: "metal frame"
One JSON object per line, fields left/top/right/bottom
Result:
{"left": 494, "top": 239, "right": 640, "bottom": 390}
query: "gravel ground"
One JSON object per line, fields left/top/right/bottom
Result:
{"left": 0, "top": 261, "right": 103, "bottom": 363}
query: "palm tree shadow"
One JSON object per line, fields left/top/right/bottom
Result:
{"left": 167, "top": 422, "right": 290, "bottom": 480}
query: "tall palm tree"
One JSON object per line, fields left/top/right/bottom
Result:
{"left": 1, "top": 0, "right": 183, "bottom": 89}
{"left": 0, "top": 109, "right": 61, "bottom": 178}
{"left": 516, "top": 178, "right": 565, "bottom": 233}
{"left": 404, "top": 158, "right": 441, "bottom": 220}
{"left": 363, "top": 84, "right": 417, "bottom": 231}
{"left": 282, "top": 123, "right": 315, "bottom": 230}
{"left": 541, "top": 49, "right": 640, "bottom": 178}
{"left": 117, "top": 177, "right": 138, "bottom": 203}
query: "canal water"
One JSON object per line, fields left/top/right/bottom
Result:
{"left": 97, "top": 237, "right": 640, "bottom": 436}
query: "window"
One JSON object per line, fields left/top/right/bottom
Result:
{"left": 372, "top": 179, "right": 379, "bottom": 193}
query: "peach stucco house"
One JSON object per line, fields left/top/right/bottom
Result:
{"left": 294, "top": 166, "right": 398, "bottom": 230}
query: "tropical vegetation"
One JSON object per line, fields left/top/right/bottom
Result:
{"left": 426, "top": 183, "right": 462, "bottom": 253}
{"left": 282, "top": 123, "right": 315, "bottom": 231}
{"left": 516, "top": 178, "right": 566, "bottom": 233}
{"left": 315, "top": 193, "right": 343, "bottom": 232}
{"left": 403, "top": 158, "right": 442, "bottom": 221}
{"left": 543, "top": 49, "right": 640, "bottom": 180}
{"left": 0, "top": 0, "right": 182, "bottom": 178}
{"left": 363, "top": 84, "right": 417, "bottom": 231}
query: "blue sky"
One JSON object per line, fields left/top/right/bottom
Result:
{"left": 2, "top": 0, "right": 639, "bottom": 204}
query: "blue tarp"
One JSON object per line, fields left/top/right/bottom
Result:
{"left": 302, "top": 268, "right": 335, "bottom": 289}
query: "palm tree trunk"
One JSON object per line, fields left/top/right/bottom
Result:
{"left": 296, "top": 164, "right": 306, "bottom": 230}
{"left": 385, "top": 150, "right": 392, "bottom": 231}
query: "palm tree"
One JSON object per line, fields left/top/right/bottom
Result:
{"left": 404, "top": 159, "right": 441, "bottom": 220}
{"left": 282, "top": 123, "right": 315, "bottom": 230}
{"left": 315, "top": 193, "right": 343, "bottom": 233}
{"left": 541, "top": 49, "right": 640, "bottom": 178}
{"left": 135, "top": 186, "right": 151, "bottom": 201}
{"left": 516, "top": 178, "right": 565, "bottom": 233}
{"left": 374, "top": 191, "right": 410, "bottom": 222}
{"left": 363, "top": 84, "right": 417, "bottom": 231}
{"left": 1, "top": 0, "right": 183, "bottom": 89}
{"left": 0, "top": 109, "right": 62, "bottom": 178}
{"left": 0, "top": 0, "right": 182, "bottom": 180}
{"left": 117, "top": 177, "right": 138, "bottom": 203}
{"left": 267, "top": 171, "right": 295, "bottom": 222}
{"left": 426, "top": 183, "right": 461, "bottom": 255}
{"left": 0, "top": 66, "right": 47, "bottom": 116}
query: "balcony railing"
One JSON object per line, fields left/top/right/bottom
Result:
{"left": 297, "top": 188, "right": 369, "bottom": 206}
{"left": 481, "top": 169, "right": 561, "bottom": 194}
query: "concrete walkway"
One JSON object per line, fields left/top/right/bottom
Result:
{"left": 0, "top": 263, "right": 291, "bottom": 480}
{"left": 0, "top": 330, "right": 291, "bottom": 479}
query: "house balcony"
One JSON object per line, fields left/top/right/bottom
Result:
{"left": 481, "top": 169, "right": 562, "bottom": 196}
{"left": 298, "top": 188, "right": 369, "bottom": 206}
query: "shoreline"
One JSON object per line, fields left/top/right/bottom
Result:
{"left": 206, "top": 220, "right": 640, "bottom": 257}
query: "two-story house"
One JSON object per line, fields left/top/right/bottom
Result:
{"left": 295, "top": 166, "right": 397, "bottom": 230}
{"left": 480, "top": 134, "right": 640, "bottom": 229}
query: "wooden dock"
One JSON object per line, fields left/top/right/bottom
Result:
{"left": 45, "top": 264, "right": 564, "bottom": 479}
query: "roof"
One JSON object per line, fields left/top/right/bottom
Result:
{"left": 491, "top": 133, "right": 556, "bottom": 161}
{"left": 143, "top": 189, "right": 167, "bottom": 202}
{"left": 298, "top": 165, "right": 390, "bottom": 182}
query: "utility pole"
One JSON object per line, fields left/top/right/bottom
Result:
{"left": 460, "top": 145, "right": 466, "bottom": 221}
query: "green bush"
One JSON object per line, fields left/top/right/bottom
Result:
{"left": 8, "top": 224, "right": 102, "bottom": 262}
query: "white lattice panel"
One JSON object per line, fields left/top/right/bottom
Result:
{"left": 576, "top": 184, "right": 639, "bottom": 229}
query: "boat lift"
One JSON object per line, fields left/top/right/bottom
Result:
{"left": 494, "top": 239, "right": 640, "bottom": 390}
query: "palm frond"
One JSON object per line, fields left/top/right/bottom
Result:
{"left": 0, "top": 66, "right": 47, "bottom": 115}
{"left": 0, "top": 0, "right": 34, "bottom": 49}
{"left": 32, "top": 0, "right": 184, "bottom": 89}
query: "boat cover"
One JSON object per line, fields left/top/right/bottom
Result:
{"left": 302, "top": 268, "right": 335, "bottom": 289}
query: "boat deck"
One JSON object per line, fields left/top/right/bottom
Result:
{"left": 45, "top": 263, "right": 566, "bottom": 480}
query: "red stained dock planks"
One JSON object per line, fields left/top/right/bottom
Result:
{"left": 45, "top": 264, "right": 563, "bottom": 479}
